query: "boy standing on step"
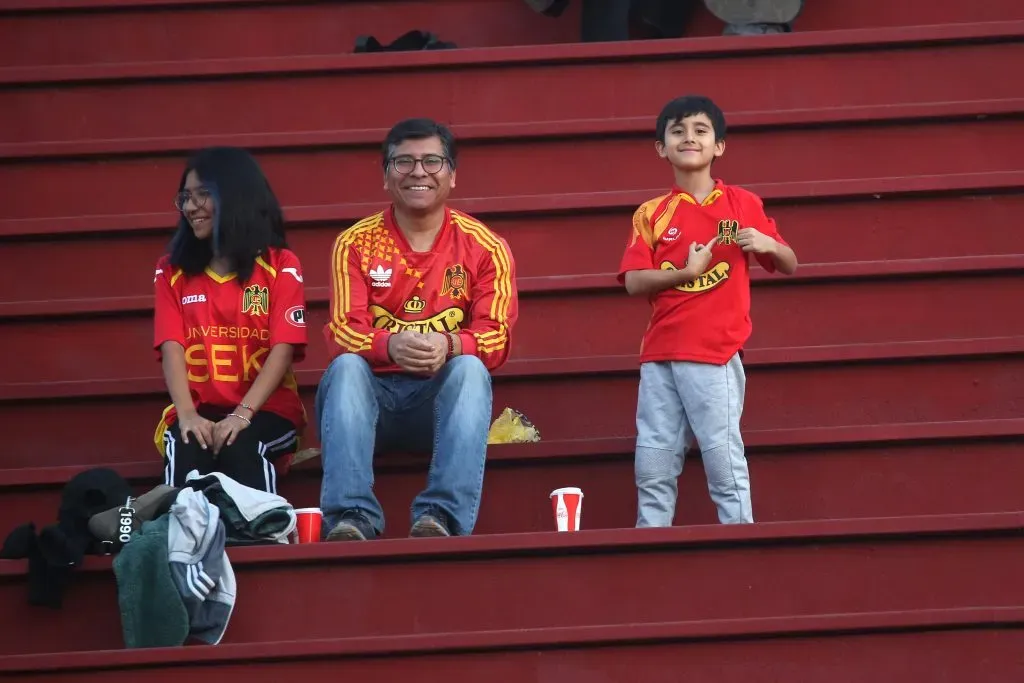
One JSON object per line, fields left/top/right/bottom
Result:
{"left": 618, "top": 95, "right": 798, "bottom": 526}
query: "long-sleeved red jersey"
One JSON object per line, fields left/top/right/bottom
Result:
{"left": 325, "top": 206, "right": 518, "bottom": 372}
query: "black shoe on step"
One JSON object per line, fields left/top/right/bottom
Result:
{"left": 410, "top": 510, "right": 451, "bottom": 538}
{"left": 326, "top": 510, "right": 377, "bottom": 541}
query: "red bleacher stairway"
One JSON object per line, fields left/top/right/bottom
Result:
{"left": 1, "top": 0, "right": 1023, "bottom": 680}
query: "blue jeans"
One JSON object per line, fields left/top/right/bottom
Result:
{"left": 316, "top": 353, "right": 493, "bottom": 536}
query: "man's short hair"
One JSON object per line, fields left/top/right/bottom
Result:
{"left": 382, "top": 118, "right": 458, "bottom": 170}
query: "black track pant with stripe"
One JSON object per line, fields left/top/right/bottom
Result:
{"left": 162, "top": 410, "right": 297, "bottom": 494}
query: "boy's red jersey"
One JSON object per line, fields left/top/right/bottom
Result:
{"left": 152, "top": 247, "right": 308, "bottom": 453}
{"left": 325, "top": 206, "right": 518, "bottom": 372}
{"left": 618, "top": 181, "right": 788, "bottom": 365}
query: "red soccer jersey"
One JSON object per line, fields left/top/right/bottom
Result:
{"left": 325, "top": 206, "right": 518, "bottom": 372}
{"left": 618, "top": 181, "right": 788, "bottom": 365}
{"left": 152, "top": 247, "right": 308, "bottom": 453}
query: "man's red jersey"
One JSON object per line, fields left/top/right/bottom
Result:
{"left": 153, "top": 247, "right": 308, "bottom": 454}
{"left": 618, "top": 181, "right": 788, "bottom": 365}
{"left": 325, "top": 206, "right": 518, "bottom": 372}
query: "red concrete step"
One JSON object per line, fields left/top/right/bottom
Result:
{"left": 0, "top": 512, "right": 1021, "bottom": 655}
{"left": 3, "top": 420, "right": 1022, "bottom": 539}
{"left": 1, "top": 340, "right": 1020, "bottom": 467}
{"left": 4, "top": 168, "right": 1020, "bottom": 239}
{"left": 3, "top": 261, "right": 1022, "bottom": 386}
{"left": 5, "top": 0, "right": 1021, "bottom": 69}
{"left": 0, "top": 1, "right": 580, "bottom": 69}
{"left": 1, "top": 22, "right": 1021, "bottom": 144}
{"left": 4, "top": 101, "right": 1023, "bottom": 222}
{"left": 1, "top": 608, "right": 1021, "bottom": 682}
{"left": 2, "top": 182, "right": 1022, "bottom": 311}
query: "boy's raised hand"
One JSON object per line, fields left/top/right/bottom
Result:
{"left": 736, "top": 227, "right": 778, "bottom": 254}
{"left": 686, "top": 235, "right": 719, "bottom": 273}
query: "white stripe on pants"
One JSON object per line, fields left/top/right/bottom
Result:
{"left": 163, "top": 429, "right": 176, "bottom": 486}
{"left": 634, "top": 353, "right": 752, "bottom": 526}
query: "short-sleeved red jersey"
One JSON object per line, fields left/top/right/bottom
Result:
{"left": 324, "top": 206, "right": 518, "bottom": 372}
{"left": 618, "top": 181, "right": 788, "bottom": 365}
{"left": 152, "top": 247, "right": 308, "bottom": 453}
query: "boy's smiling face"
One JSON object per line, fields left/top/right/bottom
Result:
{"left": 656, "top": 112, "right": 725, "bottom": 171}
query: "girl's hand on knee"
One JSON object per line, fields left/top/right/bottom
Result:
{"left": 212, "top": 414, "right": 250, "bottom": 455}
{"left": 179, "top": 412, "right": 215, "bottom": 450}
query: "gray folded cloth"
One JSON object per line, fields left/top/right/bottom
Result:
{"left": 703, "top": 0, "right": 803, "bottom": 25}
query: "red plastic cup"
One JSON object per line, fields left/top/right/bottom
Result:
{"left": 294, "top": 507, "right": 323, "bottom": 543}
{"left": 550, "top": 487, "right": 584, "bottom": 532}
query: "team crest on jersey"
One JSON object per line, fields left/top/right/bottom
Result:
{"left": 717, "top": 219, "right": 739, "bottom": 246}
{"left": 441, "top": 264, "right": 468, "bottom": 300}
{"left": 241, "top": 284, "right": 270, "bottom": 316}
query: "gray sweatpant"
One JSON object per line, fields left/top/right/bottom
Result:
{"left": 634, "top": 353, "right": 752, "bottom": 526}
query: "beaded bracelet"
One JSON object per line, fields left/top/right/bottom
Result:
{"left": 227, "top": 413, "right": 252, "bottom": 425}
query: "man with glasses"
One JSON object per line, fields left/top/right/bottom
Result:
{"left": 317, "top": 118, "right": 519, "bottom": 540}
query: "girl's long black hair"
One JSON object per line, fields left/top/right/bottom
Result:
{"left": 168, "top": 146, "right": 287, "bottom": 282}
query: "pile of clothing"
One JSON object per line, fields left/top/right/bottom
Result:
{"left": 2, "top": 468, "right": 297, "bottom": 649}
{"left": 1, "top": 468, "right": 138, "bottom": 609}
{"left": 115, "top": 471, "right": 296, "bottom": 648}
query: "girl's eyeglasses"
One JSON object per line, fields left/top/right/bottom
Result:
{"left": 174, "top": 188, "right": 213, "bottom": 211}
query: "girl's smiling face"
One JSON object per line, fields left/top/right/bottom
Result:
{"left": 178, "top": 170, "right": 216, "bottom": 240}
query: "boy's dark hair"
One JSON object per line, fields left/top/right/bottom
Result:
{"left": 381, "top": 118, "right": 458, "bottom": 170}
{"left": 168, "top": 146, "right": 287, "bottom": 283}
{"left": 656, "top": 95, "right": 727, "bottom": 142}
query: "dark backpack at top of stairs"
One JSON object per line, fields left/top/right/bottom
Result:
{"left": 354, "top": 30, "right": 457, "bottom": 53}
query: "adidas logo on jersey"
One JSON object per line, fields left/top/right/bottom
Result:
{"left": 182, "top": 294, "right": 207, "bottom": 305}
{"left": 369, "top": 265, "right": 393, "bottom": 288}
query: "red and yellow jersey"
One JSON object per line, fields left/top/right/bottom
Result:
{"left": 152, "top": 247, "right": 308, "bottom": 453}
{"left": 618, "top": 181, "right": 788, "bottom": 365}
{"left": 325, "top": 206, "right": 518, "bottom": 372}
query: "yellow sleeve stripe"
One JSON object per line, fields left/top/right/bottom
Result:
{"left": 255, "top": 255, "right": 277, "bottom": 277}
{"left": 452, "top": 213, "right": 513, "bottom": 321}
{"left": 328, "top": 321, "right": 372, "bottom": 352}
{"left": 329, "top": 214, "right": 382, "bottom": 353}
{"left": 473, "top": 327, "right": 507, "bottom": 350}
{"left": 650, "top": 194, "right": 684, "bottom": 241}
{"left": 452, "top": 213, "right": 513, "bottom": 354}
{"left": 452, "top": 213, "right": 513, "bottom": 317}
{"left": 632, "top": 194, "right": 669, "bottom": 249}
{"left": 475, "top": 335, "right": 508, "bottom": 353}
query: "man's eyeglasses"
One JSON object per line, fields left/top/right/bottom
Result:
{"left": 389, "top": 154, "right": 448, "bottom": 175}
{"left": 174, "top": 188, "right": 213, "bottom": 211}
